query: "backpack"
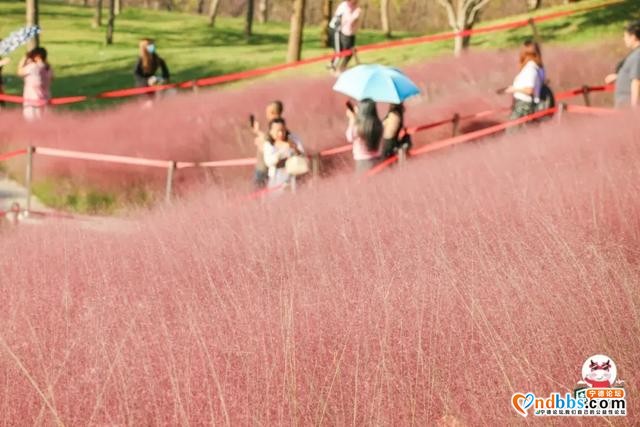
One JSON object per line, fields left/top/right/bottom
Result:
{"left": 536, "top": 84, "right": 555, "bottom": 112}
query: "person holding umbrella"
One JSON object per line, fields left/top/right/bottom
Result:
{"left": 333, "top": 64, "right": 420, "bottom": 170}
{"left": 0, "top": 25, "right": 40, "bottom": 109}
{"left": 345, "top": 98, "right": 383, "bottom": 172}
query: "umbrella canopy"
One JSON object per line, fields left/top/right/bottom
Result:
{"left": 0, "top": 26, "right": 40, "bottom": 56}
{"left": 332, "top": 64, "right": 421, "bottom": 104}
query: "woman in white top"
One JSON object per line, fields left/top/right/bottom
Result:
{"left": 329, "top": 0, "right": 361, "bottom": 73}
{"left": 263, "top": 118, "right": 302, "bottom": 189}
{"left": 504, "top": 40, "right": 545, "bottom": 120}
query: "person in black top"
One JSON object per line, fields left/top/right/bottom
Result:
{"left": 134, "top": 38, "right": 170, "bottom": 87}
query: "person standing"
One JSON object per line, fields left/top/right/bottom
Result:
{"left": 18, "top": 47, "right": 53, "bottom": 121}
{"left": 605, "top": 20, "right": 640, "bottom": 108}
{"left": 329, "top": 0, "right": 361, "bottom": 74}
{"left": 345, "top": 98, "right": 383, "bottom": 173}
{"left": 262, "top": 118, "right": 302, "bottom": 189}
{"left": 503, "top": 40, "right": 545, "bottom": 120}
{"left": 381, "top": 103, "right": 408, "bottom": 158}
{"left": 134, "top": 38, "right": 170, "bottom": 88}
{"left": 251, "top": 101, "right": 304, "bottom": 188}
{"left": 0, "top": 56, "right": 10, "bottom": 107}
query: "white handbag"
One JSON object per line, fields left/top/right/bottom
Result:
{"left": 285, "top": 155, "right": 310, "bottom": 176}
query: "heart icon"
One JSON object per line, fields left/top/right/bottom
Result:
{"left": 512, "top": 392, "right": 535, "bottom": 417}
{"left": 523, "top": 393, "right": 535, "bottom": 410}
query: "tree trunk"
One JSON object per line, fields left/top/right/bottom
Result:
{"left": 380, "top": 0, "right": 391, "bottom": 38}
{"left": 321, "top": 0, "right": 333, "bottom": 48}
{"left": 437, "top": 0, "right": 491, "bottom": 56}
{"left": 208, "top": 0, "right": 222, "bottom": 26}
{"left": 245, "top": 0, "right": 254, "bottom": 37}
{"left": 197, "top": 0, "right": 205, "bottom": 14}
{"left": 258, "top": 0, "right": 268, "bottom": 24}
{"left": 115, "top": 0, "right": 122, "bottom": 15}
{"left": 286, "top": 0, "right": 306, "bottom": 63}
{"left": 93, "top": 0, "right": 103, "bottom": 27}
{"left": 26, "top": 0, "right": 39, "bottom": 50}
{"left": 106, "top": 0, "right": 115, "bottom": 45}
{"left": 527, "top": 0, "right": 541, "bottom": 9}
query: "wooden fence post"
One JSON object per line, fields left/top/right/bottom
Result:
{"left": 582, "top": 85, "right": 591, "bottom": 106}
{"left": 25, "top": 146, "right": 34, "bottom": 215}
{"left": 311, "top": 153, "right": 321, "bottom": 180}
{"left": 452, "top": 113, "right": 461, "bottom": 136}
{"left": 556, "top": 102, "right": 566, "bottom": 123}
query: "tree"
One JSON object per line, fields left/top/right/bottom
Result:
{"left": 436, "top": 0, "right": 492, "bottom": 56}
{"left": 115, "top": 0, "right": 122, "bottom": 15}
{"left": 26, "top": 0, "right": 39, "bottom": 50}
{"left": 258, "top": 0, "right": 268, "bottom": 24}
{"left": 320, "top": 0, "right": 333, "bottom": 48}
{"left": 208, "top": 0, "right": 222, "bottom": 26}
{"left": 93, "top": 0, "right": 103, "bottom": 27}
{"left": 245, "top": 0, "right": 255, "bottom": 37}
{"left": 526, "top": 0, "right": 541, "bottom": 9}
{"left": 197, "top": 0, "right": 206, "bottom": 14}
{"left": 286, "top": 0, "right": 306, "bottom": 62}
{"left": 106, "top": 0, "right": 116, "bottom": 45}
{"left": 380, "top": 0, "right": 391, "bottom": 38}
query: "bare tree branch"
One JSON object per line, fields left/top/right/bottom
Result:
{"left": 466, "top": 0, "right": 492, "bottom": 26}
{"left": 436, "top": 0, "right": 459, "bottom": 30}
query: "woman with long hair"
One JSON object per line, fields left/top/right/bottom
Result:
{"left": 504, "top": 40, "right": 545, "bottom": 119}
{"left": 18, "top": 47, "right": 53, "bottom": 121}
{"left": 345, "top": 98, "right": 383, "bottom": 172}
{"left": 134, "top": 38, "right": 170, "bottom": 87}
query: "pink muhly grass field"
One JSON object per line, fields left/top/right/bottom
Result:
{"left": 0, "top": 40, "right": 622, "bottom": 195}
{"left": 1, "top": 107, "right": 639, "bottom": 424}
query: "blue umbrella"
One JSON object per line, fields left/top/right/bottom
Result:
{"left": 332, "top": 64, "right": 421, "bottom": 104}
{"left": 0, "top": 26, "right": 41, "bottom": 56}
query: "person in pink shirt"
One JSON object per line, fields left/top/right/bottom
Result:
{"left": 329, "top": 0, "right": 361, "bottom": 73}
{"left": 18, "top": 47, "right": 53, "bottom": 121}
{"left": 345, "top": 98, "right": 383, "bottom": 173}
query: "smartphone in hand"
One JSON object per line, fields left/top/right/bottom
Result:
{"left": 345, "top": 101, "right": 355, "bottom": 113}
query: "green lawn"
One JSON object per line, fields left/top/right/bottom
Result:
{"left": 0, "top": 0, "right": 637, "bottom": 110}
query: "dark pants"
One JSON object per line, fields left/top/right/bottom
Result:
{"left": 254, "top": 168, "right": 268, "bottom": 189}
{"left": 331, "top": 33, "right": 356, "bottom": 69}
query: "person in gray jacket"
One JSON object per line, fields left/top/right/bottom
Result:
{"left": 605, "top": 20, "right": 640, "bottom": 108}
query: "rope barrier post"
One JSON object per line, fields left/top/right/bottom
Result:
{"left": 353, "top": 48, "right": 360, "bottom": 65}
{"left": 290, "top": 176, "right": 297, "bottom": 194}
{"left": 311, "top": 153, "right": 321, "bottom": 180}
{"left": 165, "top": 161, "right": 176, "bottom": 203}
{"left": 581, "top": 85, "right": 591, "bottom": 106}
{"left": 192, "top": 80, "right": 199, "bottom": 94}
{"left": 556, "top": 102, "right": 566, "bottom": 123}
{"left": 25, "top": 146, "right": 34, "bottom": 216}
{"left": 398, "top": 145, "right": 407, "bottom": 166}
{"left": 528, "top": 18, "right": 540, "bottom": 43}
{"left": 452, "top": 113, "right": 461, "bottom": 137}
